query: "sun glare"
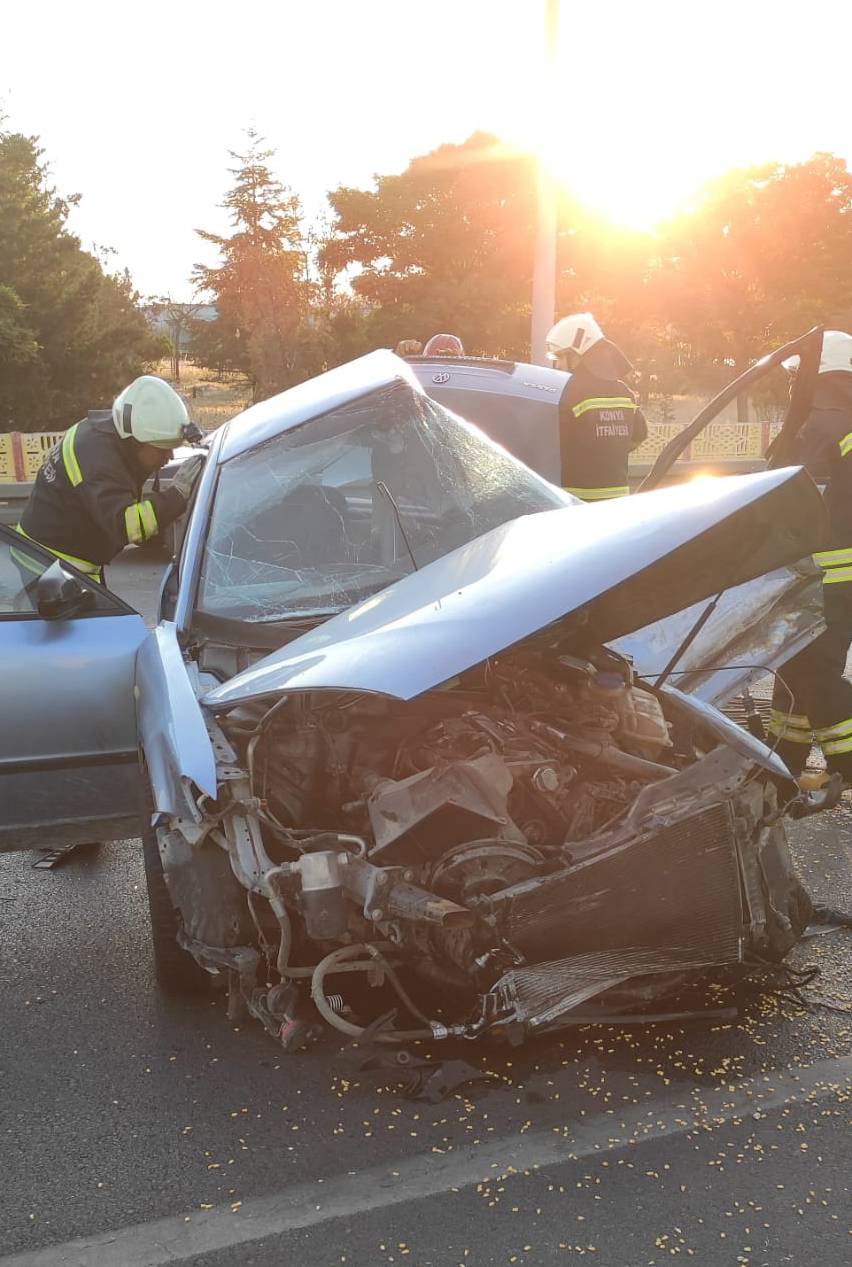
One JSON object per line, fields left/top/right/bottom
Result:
{"left": 500, "top": 78, "right": 706, "bottom": 234}
{"left": 493, "top": 4, "right": 772, "bottom": 235}
{"left": 501, "top": 94, "right": 701, "bottom": 232}
{"left": 541, "top": 145, "right": 692, "bottom": 230}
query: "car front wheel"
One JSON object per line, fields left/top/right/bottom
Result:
{"left": 142, "top": 826, "right": 209, "bottom": 995}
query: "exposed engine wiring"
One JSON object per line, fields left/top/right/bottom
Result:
{"left": 311, "top": 944, "right": 443, "bottom": 1042}
{"left": 208, "top": 637, "right": 826, "bottom": 1056}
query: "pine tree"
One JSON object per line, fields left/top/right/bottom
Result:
{"left": 193, "top": 132, "right": 316, "bottom": 399}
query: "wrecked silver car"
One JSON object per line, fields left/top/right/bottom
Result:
{"left": 133, "top": 351, "right": 830, "bottom": 1050}
{"left": 0, "top": 348, "right": 828, "bottom": 1051}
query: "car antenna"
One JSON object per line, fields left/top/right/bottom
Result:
{"left": 653, "top": 590, "right": 724, "bottom": 690}
{"left": 376, "top": 480, "right": 419, "bottom": 571}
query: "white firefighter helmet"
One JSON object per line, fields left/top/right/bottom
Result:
{"left": 545, "top": 312, "right": 605, "bottom": 363}
{"left": 782, "top": 330, "right": 852, "bottom": 377}
{"left": 112, "top": 376, "right": 189, "bottom": 448}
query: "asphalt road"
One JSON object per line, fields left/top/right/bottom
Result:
{"left": 1, "top": 551, "right": 850, "bottom": 1267}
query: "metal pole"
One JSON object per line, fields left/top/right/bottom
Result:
{"left": 530, "top": 0, "right": 560, "bottom": 365}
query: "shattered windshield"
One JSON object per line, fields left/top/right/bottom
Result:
{"left": 197, "top": 379, "right": 568, "bottom": 623}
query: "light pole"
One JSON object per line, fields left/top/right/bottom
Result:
{"left": 530, "top": 0, "right": 560, "bottom": 365}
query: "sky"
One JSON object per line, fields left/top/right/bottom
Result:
{"left": 3, "top": 0, "right": 852, "bottom": 298}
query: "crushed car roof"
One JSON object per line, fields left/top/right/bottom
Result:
{"left": 204, "top": 466, "right": 825, "bottom": 709}
{"left": 219, "top": 350, "right": 421, "bottom": 464}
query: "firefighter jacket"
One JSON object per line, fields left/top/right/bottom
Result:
{"left": 558, "top": 341, "right": 648, "bottom": 500}
{"left": 790, "top": 372, "right": 852, "bottom": 585}
{"left": 17, "top": 411, "right": 186, "bottom": 580}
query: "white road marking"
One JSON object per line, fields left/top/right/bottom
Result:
{"left": 3, "top": 1054, "right": 850, "bottom": 1267}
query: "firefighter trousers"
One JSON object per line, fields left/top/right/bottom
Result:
{"left": 769, "top": 580, "right": 852, "bottom": 780}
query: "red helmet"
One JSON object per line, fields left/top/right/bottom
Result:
{"left": 424, "top": 333, "right": 464, "bottom": 357}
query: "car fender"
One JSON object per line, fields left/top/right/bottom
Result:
{"left": 136, "top": 622, "right": 217, "bottom": 818}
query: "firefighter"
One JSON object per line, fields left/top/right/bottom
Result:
{"left": 423, "top": 333, "right": 465, "bottom": 357}
{"left": 768, "top": 330, "right": 852, "bottom": 791}
{"left": 14, "top": 376, "right": 205, "bottom": 588}
{"left": 546, "top": 312, "right": 648, "bottom": 501}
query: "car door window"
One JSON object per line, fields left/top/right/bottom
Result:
{"left": 0, "top": 531, "right": 130, "bottom": 619}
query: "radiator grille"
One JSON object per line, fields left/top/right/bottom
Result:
{"left": 502, "top": 803, "right": 744, "bottom": 967}
{"left": 497, "top": 946, "right": 721, "bottom": 1030}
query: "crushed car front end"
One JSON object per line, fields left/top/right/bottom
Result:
{"left": 192, "top": 650, "right": 810, "bottom": 1048}
{"left": 137, "top": 352, "right": 827, "bottom": 1051}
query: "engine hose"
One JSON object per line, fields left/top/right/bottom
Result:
{"left": 282, "top": 956, "right": 397, "bottom": 980}
{"left": 362, "top": 943, "right": 433, "bottom": 1026}
{"left": 310, "top": 944, "right": 439, "bottom": 1042}
{"left": 275, "top": 907, "right": 292, "bottom": 977}
{"left": 530, "top": 720, "right": 676, "bottom": 781}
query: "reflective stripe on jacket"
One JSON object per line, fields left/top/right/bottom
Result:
{"left": 13, "top": 522, "right": 104, "bottom": 581}
{"left": 19, "top": 411, "right": 185, "bottom": 569}
{"left": 814, "top": 546, "right": 852, "bottom": 585}
{"left": 564, "top": 484, "right": 630, "bottom": 501}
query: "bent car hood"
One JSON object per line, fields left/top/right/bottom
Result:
{"left": 204, "top": 467, "right": 825, "bottom": 709}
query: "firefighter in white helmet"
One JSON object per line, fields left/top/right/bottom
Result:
{"left": 15, "top": 376, "right": 206, "bottom": 586}
{"left": 767, "top": 330, "right": 852, "bottom": 792}
{"left": 546, "top": 312, "right": 647, "bottom": 501}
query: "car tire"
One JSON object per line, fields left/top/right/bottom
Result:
{"left": 142, "top": 826, "right": 209, "bottom": 995}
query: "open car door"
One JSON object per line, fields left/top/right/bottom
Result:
{"left": 640, "top": 326, "right": 825, "bottom": 490}
{"left": 0, "top": 524, "right": 149, "bottom": 851}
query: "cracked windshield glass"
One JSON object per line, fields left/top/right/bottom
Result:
{"left": 198, "top": 381, "right": 567, "bottom": 623}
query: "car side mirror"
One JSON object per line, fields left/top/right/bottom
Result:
{"left": 36, "top": 560, "right": 97, "bottom": 620}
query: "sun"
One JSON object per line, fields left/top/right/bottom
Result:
{"left": 497, "top": 91, "right": 700, "bottom": 231}
{"left": 519, "top": 132, "right": 699, "bottom": 232}
{"left": 549, "top": 151, "right": 689, "bottom": 230}
{"left": 491, "top": 20, "right": 714, "bottom": 234}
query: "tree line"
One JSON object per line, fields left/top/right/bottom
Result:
{"left": 0, "top": 130, "right": 167, "bottom": 429}
{"left": 3, "top": 123, "right": 852, "bottom": 429}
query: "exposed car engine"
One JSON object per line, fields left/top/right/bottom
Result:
{"left": 253, "top": 647, "right": 673, "bottom": 845}
{"left": 160, "top": 636, "right": 812, "bottom": 1051}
